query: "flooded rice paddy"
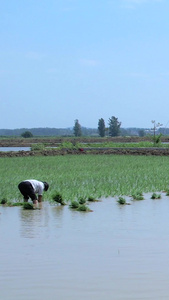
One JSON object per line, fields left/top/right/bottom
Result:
{"left": 1, "top": 193, "right": 169, "bottom": 300}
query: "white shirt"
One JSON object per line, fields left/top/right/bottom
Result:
{"left": 24, "top": 179, "right": 44, "bottom": 195}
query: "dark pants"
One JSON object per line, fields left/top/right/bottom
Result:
{"left": 18, "top": 181, "right": 37, "bottom": 201}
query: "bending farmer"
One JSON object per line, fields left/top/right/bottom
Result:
{"left": 18, "top": 179, "right": 49, "bottom": 208}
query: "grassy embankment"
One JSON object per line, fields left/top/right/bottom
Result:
{"left": 80, "top": 141, "right": 169, "bottom": 148}
{"left": 1, "top": 155, "right": 169, "bottom": 203}
{"left": 47, "top": 140, "right": 169, "bottom": 149}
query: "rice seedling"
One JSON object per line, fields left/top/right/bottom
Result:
{"left": 87, "top": 196, "right": 100, "bottom": 202}
{"left": 78, "top": 197, "right": 86, "bottom": 205}
{"left": 77, "top": 204, "right": 91, "bottom": 212}
{"left": 23, "top": 202, "right": 34, "bottom": 210}
{"left": 0, "top": 198, "right": 7, "bottom": 205}
{"left": 132, "top": 192, "right": 144, "bottom": 200}
{"left": 69, "top": 200, "right": 91, "bottom": 212}
{"left": 151, "top": 192, "right": 161, "bottom": 199}
{"left": 52, "top": 191, "right": 66, "bottom": 205}
{"left": 1, "top": 155, "right": 169, "bottom": 203}
{"left": 0, "top": 199, "right": 23, "bottom": 207}
{"left": 11, "top": 202, "right": 23, "bottom": 206}
{"left": 69, "top": 200, "right": 80, "bottom": 209}
{"left": 117, "top": 197, "right": 126, "bottom": 205}
{"left": 166, "top": 190, "right": 169, "bottom": 196}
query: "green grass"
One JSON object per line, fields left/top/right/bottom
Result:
{"left": 25, "top": 140, "right": 169, "bottom": 152}
{"left": 1, "top": 155, "right": 169, "bottom": 203}
{"left": 78, "top": 141, "right": 168, "bottom": 148}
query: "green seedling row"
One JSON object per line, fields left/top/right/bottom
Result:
{"left": 1, "top": 155, "right": 169, "bottom": 203}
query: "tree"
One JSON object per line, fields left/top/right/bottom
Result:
{"left": 108, "top": 116, "right": 121, "bottom": 137}
{"left": 21, "top": 131, "right": 33, "bottom": 138}
{"left": 151, "top": 120, "right": 163, "bottom": 146}
{"left": 98, "top": 118, "right": 106, "bottom": 137}
{"left": 138, "top": 129, "right": 145, "bottom": 137}
{"left": 73, "top": 119, "right": 82, "bottom": 137}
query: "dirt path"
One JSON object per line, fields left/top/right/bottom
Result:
{"left": 1, "top": 137, "right": 169, "bottom": 157}
{"left": 1, "top": 147, "right": 169, "bottom": 157}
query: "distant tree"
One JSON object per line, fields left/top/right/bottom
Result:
{"left": 138, "top": 129, "right": 145, "bottom": 137}
{"left": 120, "top": 128, "right": 129, "bottom": 136}
{"left": 108, "top": 116, "right": 121, "bottom": 137}
{"left": 98, "top": 118, "right": 106, "bottom": 137}
{"left": 151, "top": 120, "right": 163, "bottom": 146}
{"left": 21, "top": 131, "right": 33, "bottom": 138}
{"left": 73, "top": 119, "right": 82, "bottom": 137}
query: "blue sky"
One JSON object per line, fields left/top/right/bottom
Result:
{"left": 1, "top": 0, "right": 169, "bottom": 129}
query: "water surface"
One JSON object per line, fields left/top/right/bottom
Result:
{"left": 0, "top": 147, "right": 30, "bottom": 152}
{"left": 0, "top": 194, "right": 169, "bottom": 300}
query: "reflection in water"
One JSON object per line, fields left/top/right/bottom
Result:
{"left": 50, "top": 204, "right": 65, "bottom": 223}
{"left": 1, "top": 195, "right": 169, "bottom": 299}
{"left": 19, "top": 203, "right": 66, "bottom": 238}
{"left": 20, "top": 206, "right": 49, "bottom": 238}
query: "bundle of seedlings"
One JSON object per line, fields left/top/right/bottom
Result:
{"left": 78, "top": 197, "right": 86, "bottom": 205}
{"left": 69, "top": 199, "right": 92, "bottom": 212}
{"left": 23, "top": 202, "right": 34, "bottom": 210}
{"left": 117, "top": 197, "right": 126, "bottom": 205}
{"left": 87, "top": 196, "right": 100, "bottom": 202}
{"left": 52, "top": 192, "right": 66, "bottom": 205}
{"left": 77, "top": 204, "right": 91, "bottom": 212}
{"left": 151, "top": 192, "right": 161, "bottom": 199}
{"left": 132, "top": 192, "right": 144, "bottom": 200}
{"left": 0, "top": 198, "right": 7, "bottom": 205}
{"left": 69, "top": 200, "right": 79, "bottom": 209}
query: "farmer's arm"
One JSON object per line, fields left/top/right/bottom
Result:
{"left": 37, "top": 183, "right": 44, "bottom": 203}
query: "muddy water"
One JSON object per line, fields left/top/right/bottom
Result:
{"left": 1, "top": 194, "right": 169, "bottom": 300}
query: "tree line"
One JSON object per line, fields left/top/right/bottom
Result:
{"left": 74, "top": 116, "right": 121, "bottom": 137}
{"left": 1, "top": 117, "right": 168, "bottom": 137}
